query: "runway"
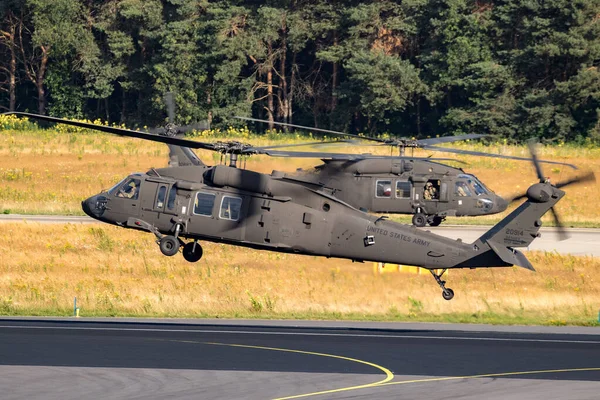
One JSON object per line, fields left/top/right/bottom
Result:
{"left": 0, "top": 214, "right": 598, "bottom": 256}
{"left": 0, "top": 318, "right": 598, "bottom": 399}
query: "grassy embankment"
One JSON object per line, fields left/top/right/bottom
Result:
{"left": 0, "top": 124, "right": 599, "bottom": 226}
{"left": 0, "top": 223, "right": 597, "bottom": 325}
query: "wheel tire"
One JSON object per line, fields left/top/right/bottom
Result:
{"left": 159, "top": 235, "right": 180, "bottom": 256}
{"left": 412, "top": 213, "right": 427, "bottom": 227}
{"left": 182, "top": 242, "right": 203, "bottom": 263}
{"left": 442, "top": 288, "right": 455, "bottom": 301}
{"left": 429, "top": 216, "right": 443, "bottom": 227}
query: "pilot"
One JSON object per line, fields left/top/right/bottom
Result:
{"left": 424, "top": 182, "right": 437, "bottom": 200}
{"left": 119, "top": 181, "right": 138, "bottom": 199}
{"left": 456, "top": 183, "right": 467, "bottom": 196}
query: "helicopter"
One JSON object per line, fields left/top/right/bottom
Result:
{"left": 236, "top": 117, "right": 578, "bottom": 227}
{"left": 3, "top": 112, "right": 594, "bottom": 300}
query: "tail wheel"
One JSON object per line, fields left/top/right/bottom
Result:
{"left": 182, "top": 241, "right": 203, "bottom": 262}
{"left": 428, "top": 216, "right": 444, "bottom": 227}
{"left": 412, "top": 213, "right": 427, "bottom": 227}
{"left": 442, "top": 288, "right": 455, "bottom": 301}
{"left": 159, "top": 235, "right": 180, "bottom": 256}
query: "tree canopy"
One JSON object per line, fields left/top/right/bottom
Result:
{"left": 1, "top": 0, "right": 599, "bottom": 143}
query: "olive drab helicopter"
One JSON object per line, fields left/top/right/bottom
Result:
{"left": 236, "top": 117, "right": 578, "bottom": 227}
{"left": 4, "top": 112, "right": 594, "bottom": 300}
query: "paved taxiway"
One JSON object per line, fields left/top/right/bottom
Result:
{"left": 0, "top": 214, "right": 598, "bottom": 256}
{"left": 0, "top": 318, "right": 598, "bottom": 399}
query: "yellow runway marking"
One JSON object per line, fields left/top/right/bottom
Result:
{"left": 377, "top": 367, "right": 600, "bottom": 387}
{"left": 163, "top": 338, "right": 599, "bottom": 399}
{"left": 165, "top": 339, "right": 394, "bottom": 400}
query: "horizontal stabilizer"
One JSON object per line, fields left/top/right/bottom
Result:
{"left": 487, "top": 240, "right": 535, "bottom": 271}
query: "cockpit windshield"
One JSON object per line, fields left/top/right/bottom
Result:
{"left": 109, "top": 176, "right": 142, "bottom": 200}
{"left": 108, "top": 178, "right": 128, "bottom": 195}
{"left": 458, "top": 174, "right": 488, "bottom": 196}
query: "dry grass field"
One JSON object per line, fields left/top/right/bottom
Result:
{"left": 0, "top": 223, "right": 597, "bottom": 325}
{"left": 0, "top": 127, "right": 598, "bottom": 226}
{"left": 0, "top": 124, "right": 598, "bottom": 324}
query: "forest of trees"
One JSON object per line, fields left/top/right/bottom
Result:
{"left": 1, "top": 0, "right": 599, "bottom": 142}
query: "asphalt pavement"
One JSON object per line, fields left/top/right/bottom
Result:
{"left": 0, "top": 318, "right": 598, "bottom": 399}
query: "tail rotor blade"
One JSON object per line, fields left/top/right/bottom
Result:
{"left": 527, "top": 140, "right": 546, "bottom": 183}
{"left": 550, "top": 207, "right": 569, "bottom": 241}
{"left": 554, "top": 171, "right": 596, "bottom": 189}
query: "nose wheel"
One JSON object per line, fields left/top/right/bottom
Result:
{"left": 159, "top": 235, "right": 180, "bottom": 256}
{"left": 430, "top": 269, "right": 454, "bottom": 300}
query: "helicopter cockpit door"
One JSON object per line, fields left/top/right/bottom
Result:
{"left": 106, "top": 176, "right": 141, "bottom": 224}
{"left": 439, "top": 182, "right": 449, "bottom": 202}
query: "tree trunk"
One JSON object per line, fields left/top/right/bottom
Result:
{"left": 267, "top": 41, "right": 274, "bottom": 130}
{"left": 7, "top": 24, "right": 16, "bottom": 111}
{"left": 0, "top": 12, "right": 18, "bottom": 111}
{"left": 104, "top": 97, "right": 109, "bottom": 122}
{"left": 278, "top": 14, "right": 288, "bottom": 130}
{"left": 331, "top": 31, "right": 338, "bottom": 115}
{"left": 289, "top": 52, "right": 296, "bottom": 124}
{"left": 36, "top": 45, "right": 48, "bottom": 115}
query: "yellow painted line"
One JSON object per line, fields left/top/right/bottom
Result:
{"left": 205, "top": 342, "right": 394, "bottom": 400}
{"left": 377, "top": 367, "right": 600, "bottom": 387}
{"left": 166, "top": 339, "right": 394, "bottom": 400}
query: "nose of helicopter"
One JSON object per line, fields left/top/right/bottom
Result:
{"left": 82, "top": 194, "right": 107, "bottom": 219}
{"left": 495, "top": 195, "right": 509, "bottom": 213}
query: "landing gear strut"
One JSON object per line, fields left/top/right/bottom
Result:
{"left": 430, "top": 269, "right": 454, "bottom": 300}
{"left": 182, "top": 240, "right": 203, "bottom": 262}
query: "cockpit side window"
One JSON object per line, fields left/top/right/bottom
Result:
{"left": 220, "top": 196, "right": 242, "bottom": 221}
{"left": 376, "top": 180, "right": 392, "bottom": 198}
{"left": 167, "top": 186, "right": 177, "bottom": 210}
{"left": 455, "top": 181, "right": 472, "bottom": 197}
{"left": 155, "top": 186, "right": 167, "bottom": 209}
{"left": 115, "top": 178, "right": 141, "bottom": 200}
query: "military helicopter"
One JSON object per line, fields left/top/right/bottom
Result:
{"left": 236, "top": 117, "right": 578, "bottom": 227}
{"left": 4, "top": 112, "right": 594, "bottom": 300}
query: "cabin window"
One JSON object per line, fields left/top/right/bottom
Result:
{"left": 155, "top": 186, "right": 167, "bottom": 209}
{"left": 193, "top": 192, "right": 215, "bottom": 216}
{"left": 167, "top": 186, "right": 177, "bottom": 210}
{"left": 220, "top": 196, "right": 242, "bottom": 221}
{"left": 376, "top": 180, "right": 392, "bottom": 198}
{"left": 115, "top": 178, "right": 141, "bottom": 200}
{"left": 455, "top": 181, "right": 472, "bottom": 197}
{"left": 395, "top": 181, "right": 411, "bottom": 199}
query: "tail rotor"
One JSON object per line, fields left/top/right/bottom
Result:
{"left": 508, "top": 140, "right": 596, "bottom": 241}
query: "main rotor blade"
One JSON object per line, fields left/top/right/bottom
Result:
{"left": 3, "top": 112, "right": 217, "bottom": 151}
{"left": 258, "top": 140, "right": 352, "bottom": 150}
{"left": 260, "top": 148, "right": 464, "bottom": 162}
{"left": 417, "top": 133, "right": 489, "bottom": 146}
{"left": 421, "top": 144, "right": 578, "bottom": 169}
{"left": 235, "top": 116, "right": 386, "bottom": 143}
